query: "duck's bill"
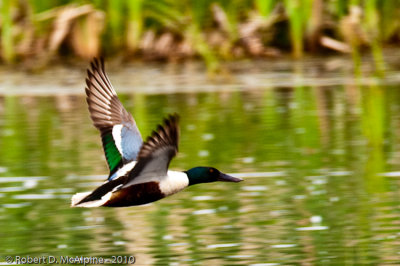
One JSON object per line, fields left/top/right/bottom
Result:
{"left": 217, "top": 173, "right": 243, "bottom": 182}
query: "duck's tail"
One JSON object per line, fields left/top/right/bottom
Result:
{"left": 71, "top": 191, "right": 111, "bottom": 208}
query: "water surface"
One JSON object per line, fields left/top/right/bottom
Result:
{"left": 1, "top": 62, "right": 400, "bottom": 265}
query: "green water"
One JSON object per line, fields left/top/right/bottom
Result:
{"left": 1, "top": 76, "right": 400, "bottom": 264}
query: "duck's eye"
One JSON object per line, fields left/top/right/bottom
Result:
{"left": 209, "top": 168, "right": 214, "bottom": 173}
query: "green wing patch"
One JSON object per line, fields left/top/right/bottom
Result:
{"left": 102, "top": 133, "right": 123, "bottom": 178}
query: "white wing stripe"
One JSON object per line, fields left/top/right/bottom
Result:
{"left": 108, "top": 160, "right": 137, "bottom": 181}
{"left": 112, "top": 124, "right": 123, "bottom": 155}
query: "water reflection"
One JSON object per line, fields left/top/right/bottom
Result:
{"left": 0, "top": 85, "right": 400, "bottom": 264}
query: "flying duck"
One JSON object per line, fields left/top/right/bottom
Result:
{"left": 71, "top": 58, "right": 242, "bottom": 207}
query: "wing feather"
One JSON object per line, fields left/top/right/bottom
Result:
{"left": 86, "top": 58, "right": 143, "bottom": 179}
{"left": 123, "top": 114, "right": 180, "bottom": 186}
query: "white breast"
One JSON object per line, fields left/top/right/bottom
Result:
{"left": 122, "top": 170, "right": 189, "bottom": 196}
{"left": 159, "top": 171, "right": 190, "bottom": 196}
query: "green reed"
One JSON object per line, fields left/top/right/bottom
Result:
{"left": 126, "top": 0, "right": 144, "bottom": 52}
{"left": 284, "top": 0, "right": 306, "bottom": 58}
{"left": 1, "top": 0, "right": 15, "bottom": 63}
{"left": 364, "top": 0, "right": 385, "bottom": 76}
{"left": 107, "top": 0, "right": 125, "bottom": 49}
{"left": 255, "top": 0, "right": 276, "bottom": 18}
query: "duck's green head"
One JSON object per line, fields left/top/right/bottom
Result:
{"left": 186, "top": 167, "right": 243, "bottom": 186}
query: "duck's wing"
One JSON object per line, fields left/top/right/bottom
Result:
{"left": 123, "top": 114, "right": 180, "bottom": 186}
{"left": 86, "top": 58, "right": 142, "bottom": 180}
{"left": 71, "top": 114, "right": 179, "bottom": 207}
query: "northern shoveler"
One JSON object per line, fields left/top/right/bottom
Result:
{"left": 71, "top": 58, "right": 242, "bottom": 208}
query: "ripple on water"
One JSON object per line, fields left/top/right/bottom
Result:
{"left": 162, "top": 235, "right": 173, "bottom": 240}
{"left": 23, "top": 180, "right": 38, "bottom": 189}
{"left": 330, "top": 196, "right": 340, "bottom": 202}
{"left": 202, "top": 133, "right": 214, "bottom": 141}
{"left": 293, "top": 195, "right": 306, "bottom": 200}
{"left": 2, "top": 203, "right": 32, "bottom": 208}
{"left": 198, "top": 150, "right": 209, "bottom": 157}
{"left": 84, "top": 217, "right": 105, "bottom": 223}
{"left": 296, "top": 226, "right": 329, "bottom": 231}
{"left": 230, "top": 172, "right": 286, "bottom": 178}
{"left": 275, "top": 180, "right": 286, "bottom": 185}
{"left": 13, "top": 194, "right": 57, "bottom": 200}
{"left": 0, "top": 166, "right": 7, "bottom": 173}
{"left": 271, "top": 244, "right": 297, "bottom": 248}
{"left": 68, "top": 225, "right": 102, "bottom": 231}
{"left": 249, "top": 263, "right": 280, "bottom": 266}
{"left": 57, "top": 244, "right": 68, "bottom": 249}
{"left": 206, "top": 243, "right": 240, "bottom": 249}
{"left": 192, "top": 209, "right": 216, "bottom": 215}
{"left": 227, "top": 255, "right": 255, "bottom": 259}
{"left": 242, "top": 186, "right": 268, "bottom": 191}
{"left": 242, "top": 157, "right": 255, "bottom": 163}
{"left": 242, "top": 192, "right": 262, "bottom": 197}
{"left": 328, "top": 171, "right": 352, "bottom": 176}
{"left": 311, "top": 179, "right": 327, "bottom": 185}
{"left": 168, "top": 243, "right": 188, "bottom": 247}
{"left": 0, "top": 187, "right": 26, "bottom": 192}
{"left": 310, "top": 190, "right": 327, "bottom": 195}
{"left": 310, "top": 215, "right": 323, "bottom": 224}
{"left": 379, "top": 171, "right": 400, "bottom": 177}
{"left": 41, "top": 188, "right": 74, "bottom": 193}
{"left": 0, "top": 176, "right": 47, "bottom": 183}
{"left": 192, "top": 195, "right": 214, "bottom": 201}
{"left": 65, "top": 174, "right": 105, "bottom": 181}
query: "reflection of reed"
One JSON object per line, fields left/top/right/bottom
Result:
{"left": 113, "top": 207, "right": 156, "bottom": 264}
{"left": 0, "top": 96, "right": 4, "bottom": 114}
{"left": 55, "top": 94, "right": 102, "bottom": 176}
{"left": 315, "top": 86, "right": 329, "bottom": 147}
{"left": 361, "top": 85, "right": 384, "bottom": 147}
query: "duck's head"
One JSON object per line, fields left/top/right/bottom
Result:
{"left": 186, "top": 167, "right": 243, "bottom": 186}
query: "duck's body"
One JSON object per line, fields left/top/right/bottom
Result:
{"left": 71, "top": 58, "right": 242, "bottom": 208}
{"left": 72, "top": 170, "right": 189, "bottom": 207}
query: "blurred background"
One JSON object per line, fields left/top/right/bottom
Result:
{"left": 0, "top": 0, "right": 399, "bottom": 72}
{"left": 1, "top": 1, "right": 400, "bottom": 265}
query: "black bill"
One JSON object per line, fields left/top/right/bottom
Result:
{"left": 217, "top": 173, "right": 243, "bottom": 182}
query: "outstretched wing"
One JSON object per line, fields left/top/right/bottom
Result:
{"left": 71, "top": 114, "right": 179, "bottom": 206}
{"left": 86, "top": 58, "right": 142, "bottom": 180}
{"left": 123, "top": 114, "right": 180, "bottom": 186}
